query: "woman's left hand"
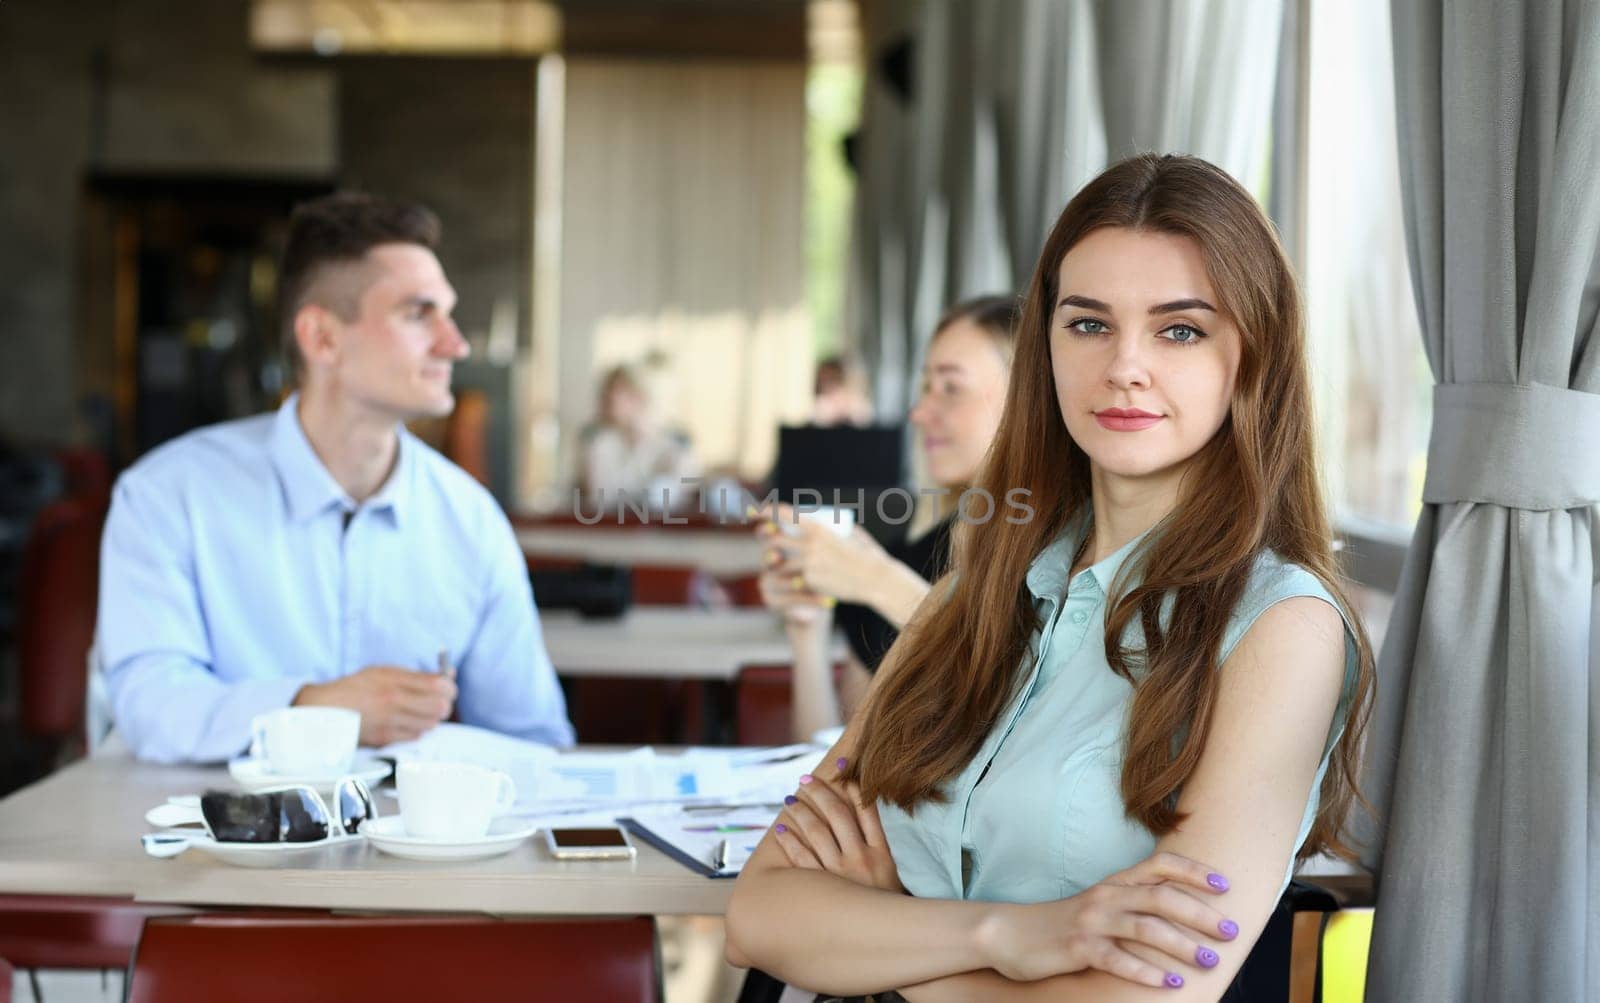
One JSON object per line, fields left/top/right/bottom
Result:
{"left": 773, "top": 759, "right": 905, "bottom": 894}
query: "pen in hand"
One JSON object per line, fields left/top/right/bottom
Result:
{"left": 434, "top": 649, "right": 458, "bottom": 726}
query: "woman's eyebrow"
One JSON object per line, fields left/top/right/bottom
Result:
{"left": 1149, "top": 297, "right": 1217, "bottom": 314}
{"left": 1058, "top": 294, "right": 1111, "bottom": 312}
{"left": 1058, "top": 293, "right": 1217, "bottom": 314}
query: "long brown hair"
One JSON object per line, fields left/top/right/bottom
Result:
{"left": 847, "top": 154, "right": 1375, "bottom": 861}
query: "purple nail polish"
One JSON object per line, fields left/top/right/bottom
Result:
{"left": 799, "top": 774, "right": 813, "bottom": 784}
{"left": 1164, "top": 972, "right": 1184, "bottom": 989}
{"left": 774, "top": 823, "right": 787, "bottom": 833}
{"left": 836, "top": 757, "right": 848, "bottom": 771}
{"left": 1206, "top": 872, "right": 1230, "bottom": 892}
{"left": 783, "top": 795, "right": 798, "bottom": 806}
{"left": 1219, "top": 918, "right": 1239, "bottom": 940}
{"left": 1196, "top": 947, "right": 1220, "bottom": 969}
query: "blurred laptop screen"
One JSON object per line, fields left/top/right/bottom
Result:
{"left": 773, "top": 425, "right": 905, "bottom": 497}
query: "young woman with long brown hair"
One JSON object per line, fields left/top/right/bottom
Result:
{"left": 724, "top": 153, "right": 1374, "bottom": 1001}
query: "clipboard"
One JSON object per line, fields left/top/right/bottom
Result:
{"left": 619, "top": 811, "right": 767, "bottom": 879}
{"left": 619, "top": 817, "right": 734, "bottom": 879}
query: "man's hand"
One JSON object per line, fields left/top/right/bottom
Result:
{"left": 293, "top": 666, "right": 456, "bottom": 746}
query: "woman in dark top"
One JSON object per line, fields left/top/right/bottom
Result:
{"left": 756, "top": 296, "right": 1019, "bottom": 741}
{"left": 832, "top": 517, "right": 954, "bottom": 673}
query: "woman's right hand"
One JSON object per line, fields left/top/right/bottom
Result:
{"left": 753, "top": 505, "right": 832, "bottom": 625}
{"left": 975, "top": 852, "right": 1239, "bottom": 989}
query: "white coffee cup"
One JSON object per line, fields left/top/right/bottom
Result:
{"left": 248, "top": 707, "right": 359, "bottom": 777}
{"left": 397, "top": 761, "right": 517, "bottom": 841}
{"left": 782, "top": 504, "right": 857, "bottom": 539}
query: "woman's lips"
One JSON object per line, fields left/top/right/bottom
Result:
{"left": 1094, "top": 408, "right": 1164, "bottom": 432}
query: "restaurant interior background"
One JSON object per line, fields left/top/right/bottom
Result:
{"left": 0, "top": 0, "right": 1441, "bottom": 999}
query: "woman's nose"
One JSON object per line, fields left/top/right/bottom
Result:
{"left": 1103, "top": 337, "right": 1150, "bottom": 389}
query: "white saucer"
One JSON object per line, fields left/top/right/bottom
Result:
{"left": 227, "top": 754, "right": 391, "bottom": 793}
{"left": 359, "top": 816, "right": 536, "bottom": 862}
{"left": 180, "top": 833, "right": 362, "bottom": 869}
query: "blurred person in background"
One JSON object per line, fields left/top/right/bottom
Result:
{"left": 756, "top": 296, "right": 1020, "bottom": 741}
{"left": 810, "top": 353, "right": 876, "bottom": 427}
{"left": 577, "top": 364, "right": 700, "bottom": 512}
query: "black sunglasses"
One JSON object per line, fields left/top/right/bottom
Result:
{"left": 142, "top": 777, "right": 376, "bottom": 856}
{"left": 199, "top": 776, "right": 377, "bottom": 843}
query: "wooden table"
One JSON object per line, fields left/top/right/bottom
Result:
{"left": 541, "top": 607, "right": 841, "bottom": 681}
{"left": 0, "top": 756, "right": 1368, "bottom": 922}
{"left": 0, "top": 755, "right": 732, "bottom": 917}
{"left": 516, "top": 525, "right": 762, "bottom": 577}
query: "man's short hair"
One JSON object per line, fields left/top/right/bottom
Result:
{"left": 277, "top": 192, "right": 442, "bottom": 381}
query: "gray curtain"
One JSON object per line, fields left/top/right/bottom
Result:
{"left": 1097, "top": 0, "right": 1282, "bottom": 178}
{"left": 849, "top": 0, "right": 1105, "bottom": 415}
{"left": 1363, "top": 2, "right": 1600, "bottom": 1000}
{"left": 848, "top": 0, "right": 1283, "bottom": 414}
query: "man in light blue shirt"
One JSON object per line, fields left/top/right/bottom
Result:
{"left": 98, "top": 193, "right": 575, "bottom": 763}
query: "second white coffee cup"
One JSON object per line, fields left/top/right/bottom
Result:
{"left": 397, "top": 761, "right": 517, "bottom": 841}
{"left": 249, "top": 706, "right": 359, "bottom": 777}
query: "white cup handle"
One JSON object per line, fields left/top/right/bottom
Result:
{"left": 141, "top": 833, "right": 197, "bottom": 858}
{"left": 248, "top": 716, "right": 270, "bottom": 762}
{"left": 492, "top": 772, "right": 517, "bottom": 815}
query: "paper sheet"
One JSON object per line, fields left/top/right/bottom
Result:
{"left": 379, "top": 723, "right": 827, "bottom": 816}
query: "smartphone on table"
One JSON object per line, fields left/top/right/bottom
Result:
{"left": 543, "top": 826, "right": 637, "bottom": 860}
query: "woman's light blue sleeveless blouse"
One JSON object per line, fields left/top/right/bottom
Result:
{"left": 877, "top": 518, "right": 1359, "bottom": 905}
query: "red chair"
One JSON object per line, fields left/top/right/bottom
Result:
{"left": 718, "top": 574, "right": 765, "bottom": 608}
{"left": 54, "top": 448, "right": 112, "bottom": 500}
{"left": 0, "top": 896, "right": 190, "bottom": 971}
{"left": 0, "top": 894, "right": 193, "bottom": 997}
{"left": 126, "top": 914, "right": 660, "bottom": 1003}
{"left": 567, "top": 564, "right": 702, "bottom": 744}
{"left": 443, "top": 388, "right": 492, "bottom": 488}
{"left": 567, "top": 676, "right": 693, "bottom": 745}
{"left": 733, "top": 662, "right": 844, "bottom": 746}
{"left": 0, "top": 954, "right": 11, "bottom": 1003}
{"left": 734, "top": 664, "right": 795, "bottom": 746}
{"left": 629, "top": 565, "right": 701, "bottom": 606}
{"left": 9, "top": 498, "right": 179, "bottom": 983}
{"left": 17, "top": 494, "right": 108, "bottom": 756}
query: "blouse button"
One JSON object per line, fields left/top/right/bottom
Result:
{"left": 1071, "top": 611, "right": 1088, "bottom": 625}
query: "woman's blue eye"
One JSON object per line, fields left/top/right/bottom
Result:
{"left": 1161, "top": 324, "right": 1206, "bottom": 344}
{"left": 1067, "top": 318, "right": 1108, "bottom": 335}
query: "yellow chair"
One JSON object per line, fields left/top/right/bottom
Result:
{"left": 1319, "top": 907, "right": 1375, "bottom": 1003}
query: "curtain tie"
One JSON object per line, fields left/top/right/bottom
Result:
{"left": 1422, "top": 382, "right": 1600, "bottom": 509}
